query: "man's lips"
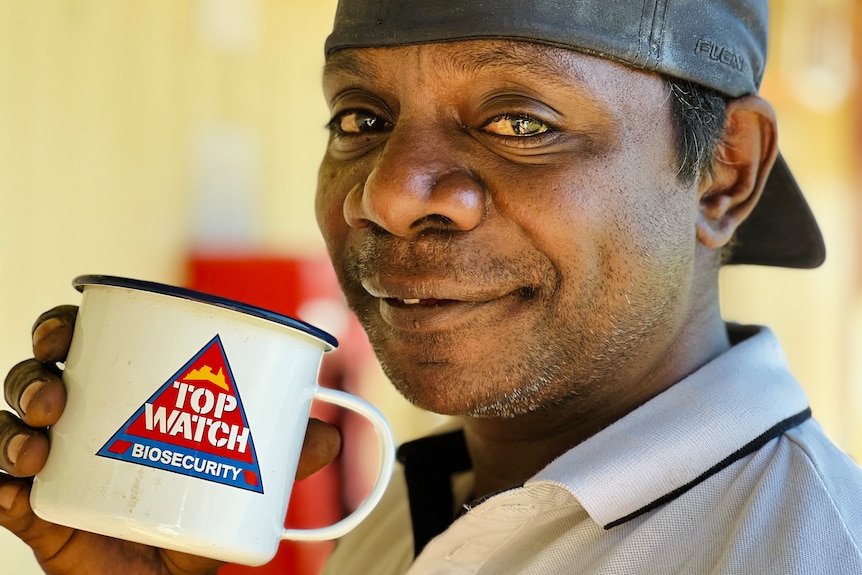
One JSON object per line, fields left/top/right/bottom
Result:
{"left": 386, "top": 297, "right": 444, "bottom": 307}
{"left": 378, "top": 297, "right": 488, "bottom": 331}
{"left": 360, "top": 277, "right": 527, "bottom": 332}
{"left": 361, "top": 277, "right": 510, "bottom": 302}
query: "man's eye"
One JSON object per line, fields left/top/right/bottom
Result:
{"left": 330, "top": 111, "right": 391, "bottom": 134}
{"left": 482, "top": 114, "right": 550, "bottom": 137}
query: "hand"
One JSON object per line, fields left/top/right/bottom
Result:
{"left": 0, "top": 305, "right": 342, "bottom": 575}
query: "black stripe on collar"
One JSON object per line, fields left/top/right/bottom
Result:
{"left": 604, "top": 407, "right": 812, "bottom": 530}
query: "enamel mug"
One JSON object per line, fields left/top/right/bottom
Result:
{"left": 30, "top": 275, "right": 395, "bottom": 566}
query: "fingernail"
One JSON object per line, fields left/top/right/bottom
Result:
{"left": 6, "top": 434, "right": 27, "bottom": 467}
{"left": 32, "top": 317, "right": 63, "bottom": 348}
{"left": 0, "top": 482, "right": 21, "bottom": 511}
{"left": 18, "top": 379, "right": 47, "bottom": 415}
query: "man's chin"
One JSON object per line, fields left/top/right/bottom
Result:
{"left": 386, "top": 373, "right": 551, "bottom": 419}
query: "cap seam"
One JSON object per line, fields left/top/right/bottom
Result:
{"left": 648, "top": 0, "right": 670, "bottom": 66}
{"left": 635, "top": 0, "right": 649, "bottom": 66}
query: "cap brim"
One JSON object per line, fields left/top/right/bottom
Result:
{"left": 727, "top": 154, "right": 826, "bottom": 268}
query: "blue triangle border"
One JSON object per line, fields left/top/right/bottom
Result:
{"left": 96, "top": 334, "right": 265, "bottom": 493}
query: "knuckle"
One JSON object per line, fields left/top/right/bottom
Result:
{"left": 32, "top": 305, "right": 78, "bottom": 364}
{"left": 21, "top": 379, "right": 66, "bottom": 429}
{"left": 31, "top": 305, "right": 79, "bottom": 337}
{"left": 0, "top": 412, "right": 23, "bottom": 472}
{"left": 4, "top": 359, "right": 59, "bottom": 415}
{"left": 0, "top": 412, "right": 44, "bottom": 476}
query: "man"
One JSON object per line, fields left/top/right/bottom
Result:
{"left": 1, "top": 0, "right": 861, "bottom": 573}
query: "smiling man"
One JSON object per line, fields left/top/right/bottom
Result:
{"left": 315, "top": 1, "right": 862, "bottom": 573}
{"left": 2, "top": 1, "right": 862, "bottom": 574}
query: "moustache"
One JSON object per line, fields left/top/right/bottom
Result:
{"left": 341, "top": 228, "right": 555, "bottom": 297}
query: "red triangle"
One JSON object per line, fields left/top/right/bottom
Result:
{"left": 124, "top": 338, "right": 255, "bottom": 464}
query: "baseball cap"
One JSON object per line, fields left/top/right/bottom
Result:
{"left": 325, "top": 0, "right": 826, "bottom": 269}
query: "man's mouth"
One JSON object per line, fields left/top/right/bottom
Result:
{"left": 355, "top": 271, "right": 542, "bottom": 331}
{"left": 387, "top": 297, "right": 445, "bottom": 307}
{"left": 366, "top": 286, "right": 533, "bottom": 333}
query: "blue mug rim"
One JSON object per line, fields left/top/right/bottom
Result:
{"left": 72, "top": 274, "right": 339, "bottom": 349}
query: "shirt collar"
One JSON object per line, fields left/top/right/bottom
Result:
{"left": 528, "top": 324, "right": 811, "bottom": 529}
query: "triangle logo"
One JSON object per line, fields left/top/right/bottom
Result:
{"left": 97, "top": 335, "right": 264, "bottom": 493}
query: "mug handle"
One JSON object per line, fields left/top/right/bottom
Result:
{"left": 280, "top": 387, "right": 396, "bottom": 541}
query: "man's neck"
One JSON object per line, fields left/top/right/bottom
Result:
{"left": 461, "top": 309, "right": 731, "bottom": 499}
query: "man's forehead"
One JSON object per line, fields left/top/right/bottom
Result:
{"left": 323, "top": 40, "right": 601, "bottom": 87}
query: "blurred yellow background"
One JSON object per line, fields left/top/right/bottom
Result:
{"left": 1, "top": 1, "right": 860, "bottom": 573}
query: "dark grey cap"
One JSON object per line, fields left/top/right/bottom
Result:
{"left": 325, "top": 0, "right": 826, "bottom": 268}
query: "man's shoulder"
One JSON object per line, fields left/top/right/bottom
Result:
{"left": 713, "top": 418, "right": 862, "bottom": 569}
{"left": 779, "top": 420, "right": 862, "bottom": 538}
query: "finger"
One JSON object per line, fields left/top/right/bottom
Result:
{"left": 32, "top": 305, "right": 78, "bottom": 364}
{"left": 4, "top": 359, "right": 66, "bottom": 428}
{"left": 0, "top": 474, "right": 70, "bottom": 546}
{"left": 3, "top": 481, "right": 228, "bottom": 575}
{"left": 0, "top": 474, "right": 77, "bottom": 572}
{"left": 0, "top": 475, "right": 32, "bottom": 525}
{"left": 296, "top": 418, "right": 341, "bottom": 480}
{"left": 0, "top": 412, "right": 50, "bottom": 477}
{"left": 0, "top": 475, "right": 60, "bottom": 541}
{"left": 0, "top": 476, "right": 82, "bottom": 574}
{"left": 0, "top": 475, "right": 75, "bottom": 573}
{"left": 0, "top": 474, "right": 224, "bottom": 575}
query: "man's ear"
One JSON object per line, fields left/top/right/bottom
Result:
{"left": 695, "top": 95, "right": 778, "bottom": 249}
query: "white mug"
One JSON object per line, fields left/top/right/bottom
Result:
{"left": 30, "top": 275, "right": 395, "bottom": 566}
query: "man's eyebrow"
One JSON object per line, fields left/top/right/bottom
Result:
{"left": 452, "top": 42, "right": 589, "bottom": 88}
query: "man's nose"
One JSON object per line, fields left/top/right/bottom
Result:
{"left": 343, "top": 124, "right": 486, "bottom": 237}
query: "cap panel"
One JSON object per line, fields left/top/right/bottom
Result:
{"left": 325, "top": 0, "right": 767, "bottom": 97}
{"left": 656, "top": 0, "right": 766, "bottom": 97}
{"left": 326, "top": 0, "right": 654, "bottom": 68}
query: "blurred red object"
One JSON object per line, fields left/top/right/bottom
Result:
{"left": 185, "top": 254, "right": 372, "bottom": 575}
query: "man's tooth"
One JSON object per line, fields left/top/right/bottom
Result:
{"left": 403, "top": 298, "right": 421, "bottom": 304}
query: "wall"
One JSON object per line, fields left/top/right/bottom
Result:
{"left": 0, "top": 1, "right": 341, "bottom": 572}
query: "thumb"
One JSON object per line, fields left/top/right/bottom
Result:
{"left": 296, "top": 419, "right": 341, "bottom": 480}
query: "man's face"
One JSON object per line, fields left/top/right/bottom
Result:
{"left": 317, "top": 40, "right": 702, "bottom": 418}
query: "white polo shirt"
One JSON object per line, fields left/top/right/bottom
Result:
{"left": 325, "top": 326, "right": 862, "bottom": 574}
